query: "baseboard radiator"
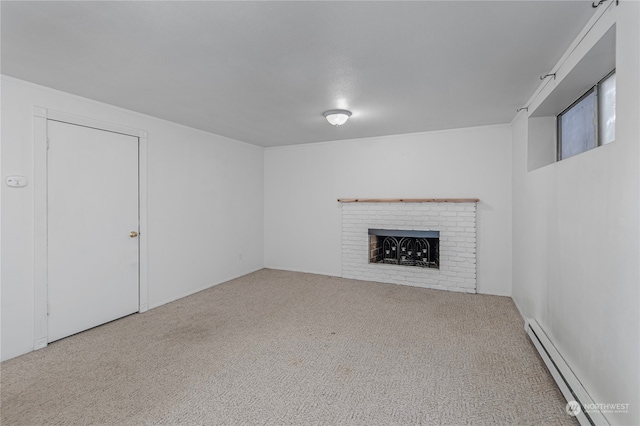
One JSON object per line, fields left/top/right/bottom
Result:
{"left": 525, "top": 319, "right": 608, "bottom": 426}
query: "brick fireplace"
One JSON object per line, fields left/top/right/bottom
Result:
{"left": 340, "top": 199, "right": 478, "bottom": 293}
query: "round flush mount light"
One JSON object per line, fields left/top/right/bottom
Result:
{"left": 323, "top": 109, "right": 352, "bottom": 126}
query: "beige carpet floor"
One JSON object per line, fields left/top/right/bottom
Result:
{"left": 1, "top": 269, "right": 576, "bottom": 425}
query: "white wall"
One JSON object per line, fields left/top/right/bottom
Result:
{"left": 1, "top": 76, "right": 264, "bottom": 361}
{"left": 264, "top": 125, "right": 512, "bottom": 296}
{"left": 512, "top": 2, "right": 639, "bottom": 424}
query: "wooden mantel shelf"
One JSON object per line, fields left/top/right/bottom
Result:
{"left": 337, "top": 198, "right": 480, "bottom": 203}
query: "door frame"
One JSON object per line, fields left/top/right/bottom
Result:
{"left": 33, "top": 106, "right": 149, "bottom": 351}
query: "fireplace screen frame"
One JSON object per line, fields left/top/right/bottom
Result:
{"left": 368, "top": 229, "right": 440, "bottom": 269}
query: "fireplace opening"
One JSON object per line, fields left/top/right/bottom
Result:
{"left": 368, "top": 229, "right": 439, "bottom": 269}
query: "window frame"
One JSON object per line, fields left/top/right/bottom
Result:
{"left": 556, "top": 69, "right": 616, "bottom": 161}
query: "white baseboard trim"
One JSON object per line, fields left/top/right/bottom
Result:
{"left": 525, "top": 319, "right": 609, "bottom": 426}
{"left": 33, "top": 337, "right": 48, "bottom": 351}
{"left": 146, "top": 266, "right": 264, "bottom": 311}
{"left": 511, "top": 297, "right": 526, "bottom": 325}
{"left": 263, "top": 265, "right": 341, "bottom": 278}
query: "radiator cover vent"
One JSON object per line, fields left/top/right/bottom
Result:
{"left": 525, "top": 319, "right": 608, "bottom": 426}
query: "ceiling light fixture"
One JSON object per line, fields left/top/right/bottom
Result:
{"left": 323, "top": 109, "right": 352, "bottom": 126}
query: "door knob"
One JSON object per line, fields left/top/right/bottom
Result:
{"left": 130, "top": 231, "right": 138, "bottom": 238}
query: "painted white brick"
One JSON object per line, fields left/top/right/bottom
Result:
{"left": 456, "top": 221, "right": 476, "bottom": 228}
{"left": 341, "top": 202, "right": 477, "bottom": 293}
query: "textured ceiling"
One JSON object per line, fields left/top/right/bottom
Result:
{"left": 1, "top": 1, "right": 596, "bottom": 147}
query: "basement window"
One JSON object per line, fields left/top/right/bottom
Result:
{"left": 557, "top": 70, "right": 616, "bottom": 161}
{"left": 527, "top": 24, "right": 615, "bottom": 171}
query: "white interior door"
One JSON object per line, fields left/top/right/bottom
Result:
{"left": 47, "top": 120, "right": 140, "bottom": 342}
